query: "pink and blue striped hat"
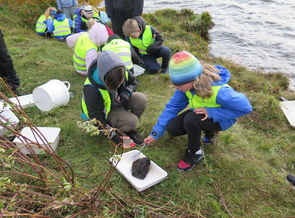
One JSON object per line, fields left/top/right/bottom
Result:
{"left": 168, "top": 51, "right": 203, "bottom": 85}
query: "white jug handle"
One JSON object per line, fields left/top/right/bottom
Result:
{"left": 63, "top": 81, "right": 71, "bottom": 90}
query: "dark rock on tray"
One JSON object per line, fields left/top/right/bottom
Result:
{"left": 131, "top": 157, "right": 151, "bottom": 180}
{"left": 287, "top": 174, "right": 295, "bottom": 186}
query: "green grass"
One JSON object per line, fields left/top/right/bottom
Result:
{"left": 1, "top": 4, "right": 295, "bottom": 217}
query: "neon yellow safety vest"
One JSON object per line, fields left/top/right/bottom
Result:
{"left": 35, "top": 15, "right": 51, "bottom": 33}
{"left": 73, "top": 33, "right": 97, "bottom": 72}
{"left": 129, "top": 25, "right": 154, "bottom": 55}
{"left": 73, "top": 15, "right": 89, "bottom": 29}
{"left": 53, "top": 19, "right": 71, "bottom": 37}
{"left": 92, "top": 12, "right": 100, "bottom": 20}
{"left": 185, "top": 84, "right": 229, "bottom": 108}
{"left": 81, "top": 78, "right": 111, "bottom": 119}
{"left": 102, "top": 39, "right": 133, "bottom": 70}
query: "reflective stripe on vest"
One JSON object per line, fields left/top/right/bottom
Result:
{"left": 102, "top": 39, "right": 133, "bottom": 70}
{"left": 73, "top": 34, "right": 97, "bottom": 71}
{"left": 81, "top": 78, "right": 111, "bottom": 119}
{"left": 129, "top": 25, "right": 154, "bottom": 55}
{"left": 53, "top": 19, "right": 71, "bottom": 36}
{"left": 93, "top": 12, "right": 100, "bottom": 20}
{"left": 73, "top": 14, "right": 77, "bottom": 28}
{"left": 35, "top": 15, "right": 51, "bottom": 33}
{"left": 185, "top": 84, "right": 229, "bottom": 108}
{"left": 73, "top": 15, "right": 89, "bottom": 29}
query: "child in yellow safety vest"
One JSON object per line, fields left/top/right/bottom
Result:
{"left": 35, "top": 7, "right": 57, "bottom": 37}
{"left": 70, "top": 23, "right": 109, "bottom": 75}
{"left": 144, "top": 51, "right": 253, "bottom": 172}
{"left": 81, "top": 50, "right": 147, "bottom": 146}
{"left": 73, "top": 5, "right": 110, "bottom": 33}
{"left": 123, "top": 16, "right": 172, "bottom": 74}
{"left": 48, "top": 10, "right": 73, "bottom": 41}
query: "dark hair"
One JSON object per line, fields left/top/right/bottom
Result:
{"left": 56, "top": 9, "right": 63, "bottom": 14}
{"left": 104, "top": 66, "right": 125, "bottom": 90}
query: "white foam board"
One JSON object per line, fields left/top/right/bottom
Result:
{"left": 280, "top": 101, "right": 295, "bottom": 127}
{"left": 133, "top": 64, "right": 145, "bottom": 77}
{"left": 13, "top": 127, "right": 61, "bottom": 154}
{"left": 9, "top": 94, "right": 35, "bottom": 108}
{"left": 0, "top": 102, "right": 19, "bottom": 136}
{"left": 110, "top": 150, "right": 168, "bottom": 192}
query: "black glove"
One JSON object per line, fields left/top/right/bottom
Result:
{"left": 111, "top": 134, "right": 122, "bottom": 145}
{"left": 105, "top": 124, "right": 122, "bottom": 145}
{"left": 109, "top": 90, "right": 122, "bottom": 108}
{"left": 120, "top": 90, "right": 131, "bottom": 106}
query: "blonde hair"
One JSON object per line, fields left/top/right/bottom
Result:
{"left": 122, "top": 19, "right": 140, "bottom": 36}
{"left": 44, "top": 7, "right": 56, "bottom": 20}
{"left": 193, "top": 63, "right": 221, "bottom": 98}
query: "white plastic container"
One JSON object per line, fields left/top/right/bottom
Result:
{"left": 9, "top": 94, "right": 35, "bottom": 108}
{"left": 280, "top": 100, "right": 295, "bottom": 127}
{"left": 133, "top": 64, "right": 145, "bottom": 77}
{"left": 13, "top": 127, "right": 61, "bottom": 154}
{"left": 33, "top": 80, "right": 70, "bottom": 112}
{"left": 0, "top": 102, "right": 19, "bottom": 136}
{"left": 110, "top": 150, "right": 168, "bottom": 192}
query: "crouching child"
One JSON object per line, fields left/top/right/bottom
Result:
{"left": 123, "top": 16, "right": 171, "bottom": 74}
{"left": 144, "top": 51, "right": 253, "bottom": 172}
{"left": 81, "top": 50, "right": 147, "bottom": 146}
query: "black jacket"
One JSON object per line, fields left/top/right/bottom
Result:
{"left": 105, "top": 0, "right": 144, "bottom": 17}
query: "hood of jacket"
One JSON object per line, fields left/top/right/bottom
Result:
{"left": 54, "top": 13, "right": 66, "bottom": 22}
{"left": 133, "top": 16, "right": 146, "bottom": 33}
{"left": 89, "top": 23, "right": 109, "bottom": 46}
{"left": 88, "top": 50, "right": 126, "bottom": 89}
{"left": 74, "top": 8, "right": 82, "bottom": 15}
{"left": 211, "top": 65, "right": 231, "bottom": 86}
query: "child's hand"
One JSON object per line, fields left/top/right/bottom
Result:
{"left": 194, "top": 108, "right": 208, "bottom": 121}
{"left": 153, "top": 34, "right": 156, "bottom": 38}
{"left": 119, "top": 90, "right": 130, "bottom": 105}
{"left": 144, "top": 136, "right": 156, "bottom": 145}
{"left": 121, "top": 136, "right": 136, "bottom": 149}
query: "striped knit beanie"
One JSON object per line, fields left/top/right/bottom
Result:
{"left": 168, "top": 51, "right": 203, "bottom": 85}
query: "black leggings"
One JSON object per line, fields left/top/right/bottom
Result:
{"left": 111, "top": 9, "right": 134, "bottom": 39}
{"left": 166, "top": 110, "right": 221, "bottom": 152}
{"left": 0, "top": 30, "right": 20, "bottom": 89}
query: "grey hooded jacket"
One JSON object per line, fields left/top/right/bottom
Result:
{"left": 83, "top": 50, "right": 138, "bottom": 125}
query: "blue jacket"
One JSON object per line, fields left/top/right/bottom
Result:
{"left": 74, "top": 8, "right": 87, "bottom": 33}
{"left": 37, "top": 18, "right": 53, "bottom": 36}
{"left": 150, "top": 66, "right": 253, "bottom": 140}
{"left": 74, "top": 8, "right": 109, "bottom": 33}
{"left": 48, "top": 13, "right": 73, "bottom": 40}
{"left": 56, "top": 0, "right": 77, "bottom": 10}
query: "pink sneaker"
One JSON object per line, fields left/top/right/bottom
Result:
{"left": 177, "top": 149, "right": 203, "bottom": 172}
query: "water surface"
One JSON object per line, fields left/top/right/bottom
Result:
{"left": 144, "top": 0, "right": 295, "bottom": 89}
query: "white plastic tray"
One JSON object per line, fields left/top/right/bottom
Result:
{"left": 0, "top": 102, "right": 20, "bottom": 136}
{"left": 280, "top": 101, "right": 295, "bottom": 127}
{"left": 110, "top": 150, "right": 168, "bottom": 192}
{"left": 133, "top": 64, "right": 145, "bottom": 77}
{"left": 9, "top": 94, "right": 35, "bottom": 108}
{"left": 13, "top": 127, "right": 61, "bottom": 154}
